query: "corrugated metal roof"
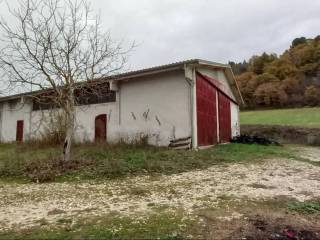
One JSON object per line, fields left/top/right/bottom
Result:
{"left": 0, "top": 59, "right": 236, "bottom": 102}
{"left": 106, "top": 59, "right": 230, "bottom": 80}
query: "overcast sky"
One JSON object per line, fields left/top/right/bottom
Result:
{"left": 1, "top": 0, "right": 320, "bottom": 71}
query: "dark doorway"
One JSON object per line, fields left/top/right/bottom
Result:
{"left": 95, "top": 114, "right": 107, "bottom": 142}
{"left": 16, "top": 120, "right": 24, "bottom": 142}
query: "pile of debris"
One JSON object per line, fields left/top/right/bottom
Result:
{"left": 229, "top": 215, "right": 320, "bottom": 240}
{"left": 244, "top": 217, "right": 320, "bottom": 240}
{"left": 270, "top": 227, "right": 320, "bottom": 240}
{"left": 232, "top": 134, "right": 280, "bottom": 145}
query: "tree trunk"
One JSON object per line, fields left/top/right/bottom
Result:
{"left": 63, "top": 96, "right": 75, "bottom": 162}
{"left": 63, "top": 123, "right": 74, "bottom": 161}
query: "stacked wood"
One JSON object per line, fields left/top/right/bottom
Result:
{"left": 169, "top": 137, "right": 191, "bottom": 150}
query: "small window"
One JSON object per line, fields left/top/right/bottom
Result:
{"left": 8, "top": 99, "right": 19, "bottom": 110}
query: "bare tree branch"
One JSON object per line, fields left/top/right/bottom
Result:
{"left": 0, "top": 0, "right": 135, "bottom": 160}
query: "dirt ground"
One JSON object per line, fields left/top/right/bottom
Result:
{"left": 0, "top": 146, "right": 320, "bottom": 237}
{"left": 241, "top": 124, "right": 320, "bottom": 146}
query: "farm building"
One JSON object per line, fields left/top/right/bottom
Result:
{"left": 0, "top": 59, "right": 243, "bottom": 148}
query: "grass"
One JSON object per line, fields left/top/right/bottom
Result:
{"left": 288, "top": 201, "right": 320, "bottom": 214}
{"left": 2, "top": 197, "right": 319, "bottom": 240}
{"left": 0, "top": 210, "right": 191, "bottom": 240}
{"left": 0, "top": 142, "right": 297, "bottom": 183}
{"left": 0, "top": 197, "right": 294, "bottom": 240}
{"left": 240, "top": 107, "right": 320, "bottom": 128}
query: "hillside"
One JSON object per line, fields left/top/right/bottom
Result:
{"left": 230, "top": 36, "right": 320, "bottom": 108}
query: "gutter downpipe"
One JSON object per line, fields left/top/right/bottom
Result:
{"left": 29, "top": 99, "right": 33, "bottom": 141}
{"left": 0, "top": 103, "right": 2, "bottom": 142}
{"left": 184, "top": 64, "right": 198, "bottom": 149}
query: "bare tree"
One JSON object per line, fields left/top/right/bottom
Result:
{"left": 0, "top": 0, "right": 133, "bottom": 161}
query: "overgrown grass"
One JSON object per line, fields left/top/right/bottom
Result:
{"left": 0, "top": 210, "right": 191, "bottom": 240}
{"left": 288, "top": 201, "right": 320, "bottom": 214}
{"left": 241, "top": 107, "right": 320, "bottom": 128}
{"left": 0, "top": 142, "right": 297, "bottom": 183}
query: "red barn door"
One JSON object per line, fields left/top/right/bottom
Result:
{"left": 218, "top": 92, "right": 231, "bottom": 143}
{"left": 95, "top": 114, "right": 107, "bottom": 142}
{"left": 196, "top": 74, "right": 218, "bottom": 146}
{"left": 16, "top": 120, "right": 24, "bottom": 142}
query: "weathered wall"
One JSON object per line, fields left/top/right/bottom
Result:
{"left": 0, "top": 99, "right": 32, "bottom": 142}
{"left": 0, "top": 103, "right": 2, "bottom": 141}
{"left": 27, "top": 70, "right": 191, "bottom": 146}
{"left": 118, "top": 69, "right": 191, "bottom": 146}
{"left": 74, "top": 102, "right": 119, "bottom": 142}
{"left": 231, "top": 102, "right": 240, "bottom": 137}
{"left": 0, "top": 70, "right": 191, "bottom": 146}
{"left": 0, "top": 67, "right": 240, "bottom": 147}
{"left": 30, "top": 101, "right": 119, "bottom": 143}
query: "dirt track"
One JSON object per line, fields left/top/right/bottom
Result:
{"left": 0, "top": 146, "right": 319, "bottom": 231}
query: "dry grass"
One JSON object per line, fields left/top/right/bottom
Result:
{"left": 0, "top": 142, "right": 297, "bottom": 183}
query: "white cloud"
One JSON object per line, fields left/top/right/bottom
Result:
{"left": 1, "top": 0, "right": 319, "bottom": 70}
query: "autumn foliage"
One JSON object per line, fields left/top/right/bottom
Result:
{"left": 230, "top": 36, "right": 320, "bottom": 108}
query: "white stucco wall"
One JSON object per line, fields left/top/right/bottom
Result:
{"left": 0, "top": 66, "right": 240, "bottom": 146}
{"left": 0, "top": 70, "right": 191, "bottom": 146}
{"left": 24, "top": 69, "right": 191, "bottom": 146}
{"left": 231, "top": 102, "right": 240, "bottom": 137}
{"left": 0, "top": 99, "right": 32, "bottom": 142}
{"left": 30, "top": 101, "right": 119, "bottom": 143}
{"left": 75, "top": 102, "right": 119, "bottom": 142}
{"left": 118, "top": 70, "right": 191, "bottom": 146}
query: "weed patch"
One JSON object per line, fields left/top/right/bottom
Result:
{"left": 0, "top": 210, "right": 193, "bottom": 240}
{"left": 0, "top": 143, "right": 299, "bottom": 183}
{"left": 288, "top": 201, "right": 320, "bottom": 214}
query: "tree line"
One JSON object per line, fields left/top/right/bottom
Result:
{"left": 230, "top": 36, "right": 320, "bottom": 109}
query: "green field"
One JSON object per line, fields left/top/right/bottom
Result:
{"left": 240, "top": 107, "right": 320, "bottom": 128}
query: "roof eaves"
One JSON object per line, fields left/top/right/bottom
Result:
{"left": 224, "top": 68, "right": 245, "bottom": 105}
{"left": 0, "top": 59, "right": 231, "bottom": 103}
{"left": 196, "top": 59, "right": 230, "bottom": 69}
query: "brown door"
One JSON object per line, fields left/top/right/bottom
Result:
{"left": 95, "top": 114, "right": 107, "bottom": 142}
{"left": 16, "top": 120, "right": 24, "bottom": 142}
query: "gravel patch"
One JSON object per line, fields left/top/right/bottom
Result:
{"left": 0, "top": 147, "right": 319, "bottom": 231}
{"left": 295, "top": 146, "right": 320, "bottom": 162}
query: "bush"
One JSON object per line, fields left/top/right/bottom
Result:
{"left": 24, "top": 156, "right": 94, "bottom": 183}
{"left": 37, "top": 111, "right": 67, "bottom": 145}
{"left": 118, "top": 133, "right": 150, "bottom": 147}
{"left": 25, "top": 158, "right": 59, "bottom": 183}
